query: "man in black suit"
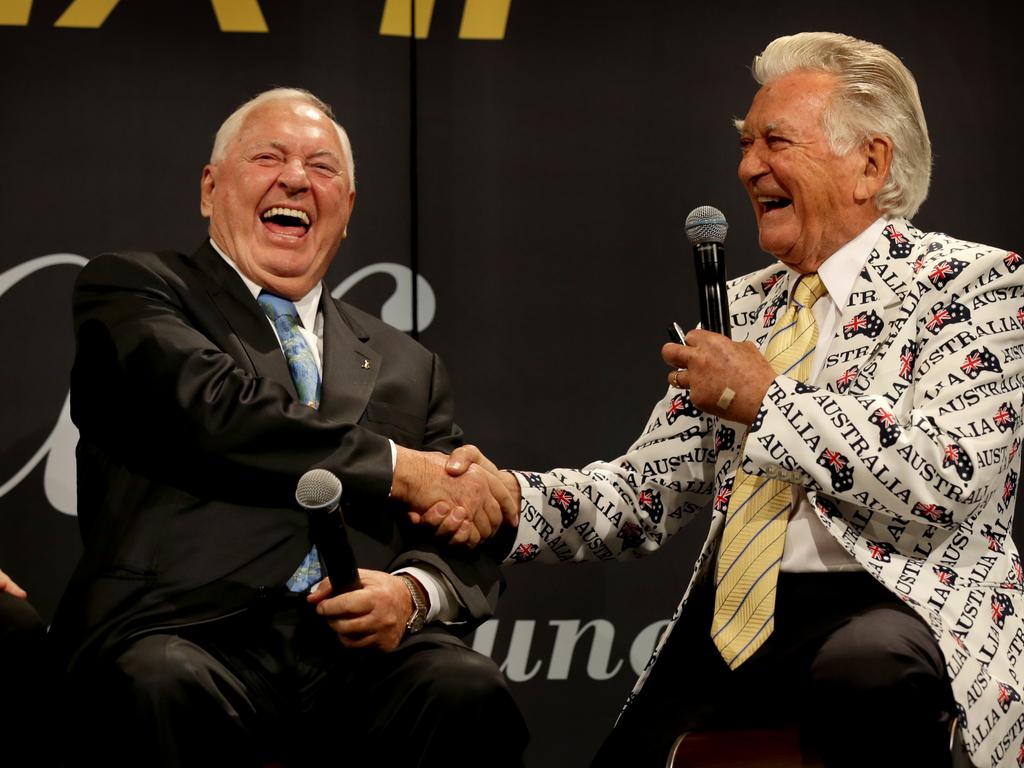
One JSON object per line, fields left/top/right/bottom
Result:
{"left": 51, "top": 88, "right": 526, "bottom": 767}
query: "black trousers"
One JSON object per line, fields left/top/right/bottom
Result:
{"left": 594, "top": 571, "right": 954, "bottom": 768}
{"left": 1, "top": 592, "right": 53, "bottom": 767}
{"left": 70, "top": 592, "right": 528, "bottom": 768}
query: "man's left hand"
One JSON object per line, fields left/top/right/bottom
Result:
{"left": 663, "top": 330, "right": 777, "bottom": 425}
{"left": 308, "top": 569, "right": 417, "bottom": 652}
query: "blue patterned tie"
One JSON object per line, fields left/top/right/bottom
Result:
{"left": 257, "top": 291, "right": 323, "bottom": 591}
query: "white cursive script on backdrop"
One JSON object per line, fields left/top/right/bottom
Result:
{"left": 0, "top": 256, "right": 436, "bottom": 517}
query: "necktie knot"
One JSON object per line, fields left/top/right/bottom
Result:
{"left": 255, "top": 289, "right": 320, "bottom": 410}
{"left": 257, "top": 291, "right": 301, "bottom": 325}
{"left": 792, "top": 273, "right": 827, "bottom": 311}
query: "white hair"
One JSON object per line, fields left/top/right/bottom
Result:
{"left": 210, "top": 87, "right": 355, "bottom": 188}
{"left": 751, "top": 32, "right": 931, "bottom": 218}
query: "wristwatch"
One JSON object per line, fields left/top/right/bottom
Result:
{"left": 397, "top": 574, "right": 428, "bottom": 636}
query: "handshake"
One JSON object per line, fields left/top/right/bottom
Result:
{"left": 392, "top": 445, "right": 522, "bottom": 547}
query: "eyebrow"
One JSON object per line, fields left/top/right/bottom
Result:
{"left": 253, "top": 141, "right": 343, "bottom": 165}
{"left": 734, "top": 120, "right": 792, "bottom": 136}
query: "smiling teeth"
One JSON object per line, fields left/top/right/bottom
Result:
{"left": 262, "top": 207, "right": 310, "bottom": 226}
{"left": 757, "top": 196, "right": 783, "bottom": 204}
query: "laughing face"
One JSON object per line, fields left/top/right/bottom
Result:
{"left": 737, "top": 70, "right": 887, "bottom": 273}
{"left": 200, "top": 99, "right": 355, "bottom": 299}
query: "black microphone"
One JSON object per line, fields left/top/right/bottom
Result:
{"left": 296, "top": 469, "right": 361, "bottom": 594}
{"left": 685, "top": 205, "right": 731, "bottom": 338}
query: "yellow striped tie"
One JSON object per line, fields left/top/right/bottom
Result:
{"left": 711, "top": 273, "right": 827, "bottom": 669}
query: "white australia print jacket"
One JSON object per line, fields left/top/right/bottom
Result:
{"left": 506, "top": 219, "right": 1024, "bottom": 767}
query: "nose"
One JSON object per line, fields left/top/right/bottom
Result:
{"left": 278, "top": 156, "right": 310, "bottom": 193}
{"left": 738, "top": 141, "right": 769, "bottom": 185}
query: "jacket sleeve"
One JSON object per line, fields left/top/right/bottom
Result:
{"left": 503, "top": 387, "right": 721, "bottom": 564}
{"left": 743, "top": 246, "right": 1024, "bottom": 542}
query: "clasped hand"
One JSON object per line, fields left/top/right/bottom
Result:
{"left": 393, "top": 446, "right": 519, "bottom": 547}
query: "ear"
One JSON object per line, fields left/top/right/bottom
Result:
{"left": 341, "top": 187, "right": 357, "bottom": 239}
{"left": 199, "top": 164, "right": 217, "bottom": 218}
{"left": 854, "top": 136, "right": 893, "bottom": 203}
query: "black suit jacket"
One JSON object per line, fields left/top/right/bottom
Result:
{"left": 51, "top": 242, "right": 500, "bottom": 672}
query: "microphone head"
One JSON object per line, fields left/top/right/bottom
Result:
{"left": 685, "top": 206, "right": 728, "bottom": 245}
{"left": 296, "top": 468, "right": 343, "bottom": 511}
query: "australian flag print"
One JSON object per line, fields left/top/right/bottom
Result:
{"left": 637, "top": 489, "right": 664, "bottom": 525}
{"left": 926, "top": 300, "right": 971, "bottom": 334}
{"left": 842, "top": 310, "right": 884, "bottom": 339}
{"left": 934, "top": 565, "right": 958, "bottom": 586}
{"left": 927, "top": 258, "right": 968, "bottom": 290}
{"left": 869, "top": 407, "right": 901, "bottom": 448}
{"left": 548, "top": 488, "right": 580, "bottom": 529}
{"left": 1004, "top": 251, "right": 1023, "bottom": 273}
{"left": 763, "top": 294, "right": 787, "bottom": 327}
{"left": 817, "top": 448, "right": 854, "bottom": 492}
{"left": 714, "top": 425, "right": 736, "bottom": 454}
{"left": 1003, "top": 470, "right": 1019, "bottom": 506}
{"left": 912, "top": 502, "right": 953, "bottom": 527}
{"left": 961, "top": 347, "right": 1002, "bottom": 379}
{"left": 666, "top": 391, "right": 700, "bottom": 425}
{"left": 995, "top": 402, "right": 1018, "bottom": 433}
{"left": 814, "top": 496, "right": 841, "bottom": 520}
{"left": 982, "top": 523, "right": 1006, "bottom": 553}
{"left": 835, "top": 367, "right": 859, "bottom": 394}
{"left": 898, "top": 342, "right": 917, "bottom": 382}
{"left": 998, "top": 682, "right": 1022, "bottom": 713}
{"left": 883, "top": 224, "right": 913, "bottom": 258}
{"left": 992, "top": 593, "right": 1015, "bottom": 628}
{"left": 867, "top": 540, "right": 897, "bottom": 562}
{"left": 942, "top": 442, "right": 974, "bottom": 481}
{"left": 761, "top": 271, "right": 785, "bottom": 294}
{"left": 713, "top": 479, "right": 734, "bottom": 515}
{"left": 510, "top": 543, "right": 540, "bottom": 563}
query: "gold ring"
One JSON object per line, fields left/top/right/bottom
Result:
{"left": 671, "top": 370, "right": 680, "bottom": 388}
{"left": 717, "top": 386, "right": 736, "bottom": 410}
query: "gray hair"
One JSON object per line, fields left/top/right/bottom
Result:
{"left": 210, "top": 87, "right": 355, "bottom": 188}
{"left": 751, "top": 32, "right": 931, "bottom": 218}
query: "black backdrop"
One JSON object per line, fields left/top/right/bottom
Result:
{"left": 1, "top": 1, "right": 1021, "bottom": 765}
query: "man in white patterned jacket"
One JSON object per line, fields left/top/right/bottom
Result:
{"left": 430, "top": 32, "right": 1024, "bottom": 767}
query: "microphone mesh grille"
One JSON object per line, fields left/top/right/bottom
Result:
{"left": 685, "top": 206, "right": 728, "bottom": 245}
{"left": 296, "top": 468, "right": 343, "bottom": 509}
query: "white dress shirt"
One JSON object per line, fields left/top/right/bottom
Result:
{"left": 212, "top": 239, "right": 458, "bottom": 620}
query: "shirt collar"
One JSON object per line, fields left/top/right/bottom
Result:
{"left": 786, "top": 216, "right": 889, "bottom": 309}
{"left": 210, "top": 238, "right": 322, "bottom": 330}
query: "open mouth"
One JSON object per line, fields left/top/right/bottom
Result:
{"left": 758, "top": 196, "right": 792, "bottom": 212}
{"left": 261, "top": 206, "right": 311, "bottom": 237}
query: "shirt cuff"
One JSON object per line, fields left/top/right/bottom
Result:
{"left": 386, "top": 439, "right": 397, "bottom": 497}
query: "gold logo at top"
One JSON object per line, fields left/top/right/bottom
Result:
{"left": 2, "top": 0, "right": 511, "bottom": 38}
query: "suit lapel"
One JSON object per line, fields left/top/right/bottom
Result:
{"left": 818, "top": 220, "right": 917, "bottom": 394}
{"left": 318, "top": 294, "right": 380, "bottom": 424}
{"left": 193, "top": 242, "right": 299, "bottom": 401}
{"left": 747, "top": 268, "right": 792, "bottom": 349}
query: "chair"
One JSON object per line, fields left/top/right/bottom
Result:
{"left": 667, "top": 726, "right": 822, "bottom": 768}
{"left": 667, "top": 718, "right": 970, "bottom": 768}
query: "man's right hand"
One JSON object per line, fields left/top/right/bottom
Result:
{"left": 392, "top": 446, "right": 519, "bottom": 547}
